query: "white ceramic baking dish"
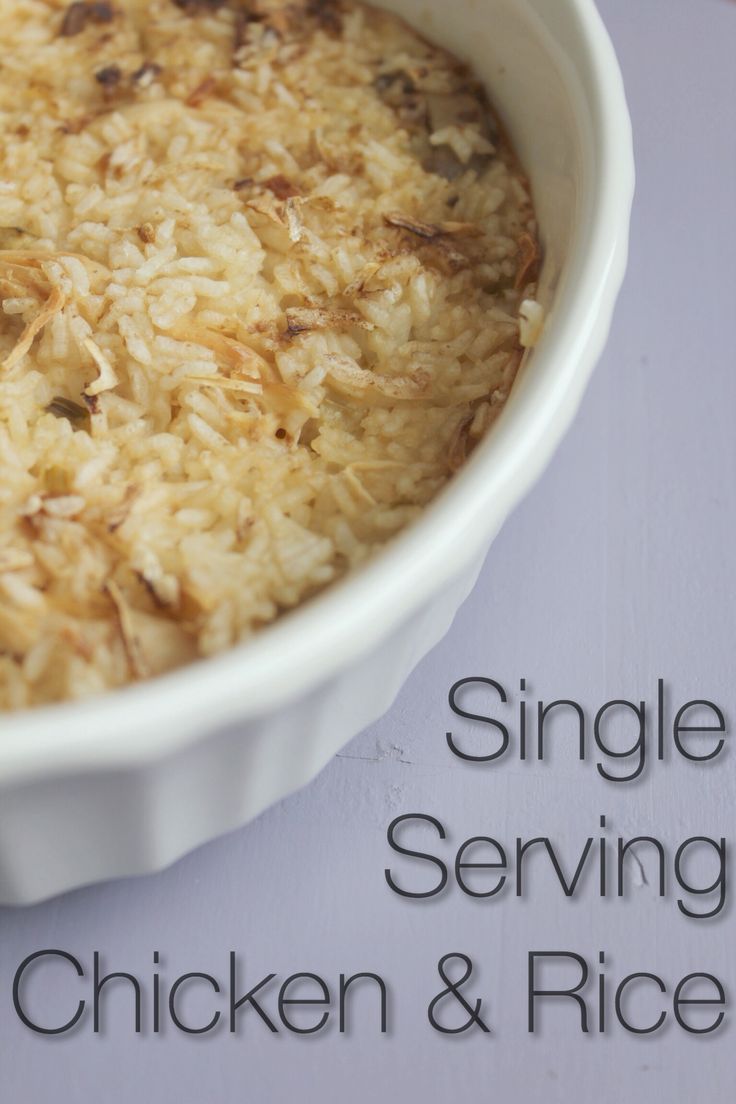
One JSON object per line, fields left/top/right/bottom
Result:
{"left": 0, "top": 0, "right": 634, "bottom": 904}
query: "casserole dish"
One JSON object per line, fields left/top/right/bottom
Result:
{"left": 0, "top": 0, "right": 634, "bottom": 904}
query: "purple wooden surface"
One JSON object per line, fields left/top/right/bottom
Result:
{"left": 1, "top": 1, "right": 735, "bottom": 1099}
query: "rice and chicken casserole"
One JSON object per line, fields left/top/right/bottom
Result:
{"left": 0, "top": 0, "right": 541, "bottom": 709}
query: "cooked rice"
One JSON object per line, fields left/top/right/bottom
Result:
{"left": 0, "top": 0, "right": 540, "bottom": 709}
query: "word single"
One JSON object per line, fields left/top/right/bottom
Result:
{"left": 12, "top": 951, "right": 388, "bottom": 1037}
{"left": 446, "top": 677, "right": 727, "bottom": 782}
{"left": 386, "top": 814, "right": 727, "bottom": 918}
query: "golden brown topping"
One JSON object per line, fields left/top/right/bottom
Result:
{"left": 383, "top": 212, "right": 483, "bottom": 242}
{"left": 186, "top": 76, "right": 218, "bottom": 107}
{"left": 284, "top": 197, "right": 304, "bottom": 242}
{"left": 59, "top": 114, "right": 96, "bottom": 135}
{"left": 173, "top": 0, "right": 227, "bottom": 13}
{"left": 95, "top": 64, "right": 122, "bottom": 88}
{"left": 60, "top": 2, "right": 114, "bottom": 37}
{"left": 131, "top": 61, "right": 163, "bottom": 88}
{"left": 515, "top": 231, "right": 541, "bottom": 291}
{"left": 46, "top": 396, "right": 90, "bottom": 427}
{"left": 305, "top": 0, "right": 343, "bottom": 34}
{"left": 264, "top": 174, "right": 300, "bottom": 201}
{"left": 374, "top": 70, "right": 415, "bottom": 100}
{"left": 137, "top": 222, "right": 156, "bottom": 244}
{"left": 233, "top": 9, "right": 250, "bottom": 55}
{"left": 105, "top": 580, "right": 150, "bottom": 680}
{"left": 38, "top": 494, "right": 86, "bottom": 519}
{"left": 324, "top": 354, "right": 430, "bottom": 403}
{"left": 0, "top": 0, "right": 538, "bottom": 708}
{"left": 232, "top": 0, "right": 343, "bottom": 55}
{"left": 384, "top": 212, "right": 442, "bottom": 240}
{"left": 106, "top": 486, "right": 140, "bottom": 533}
{"left": 285, "top": 307, "right": 374, "bottom": 336}
{"left": 0, "top": 549, "right": 34, "bottom": 573}
{"left": 447, "top": 414, "right": 474, "bottom": 473}
{"left": 1, "top": 286, "right": 66, "bottom": 372}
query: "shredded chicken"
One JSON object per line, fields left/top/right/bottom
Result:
{"left": 325, "top": 354, "right": 430, "bottom": 403}
{"left": 286, "top": 307, "right": 374, "bottom": 335}
{"left": 83, "top": 338, "right": 119, "bottom": 396}
{"left": 1, "top": 287, "right": 66, "bottom": 371}
{"left": 105, "top": 579, "right": 150, "bottom": 680}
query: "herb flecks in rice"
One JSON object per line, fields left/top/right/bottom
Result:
{"left": 0, "top": 0, "right": 541, "bottom": 709}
